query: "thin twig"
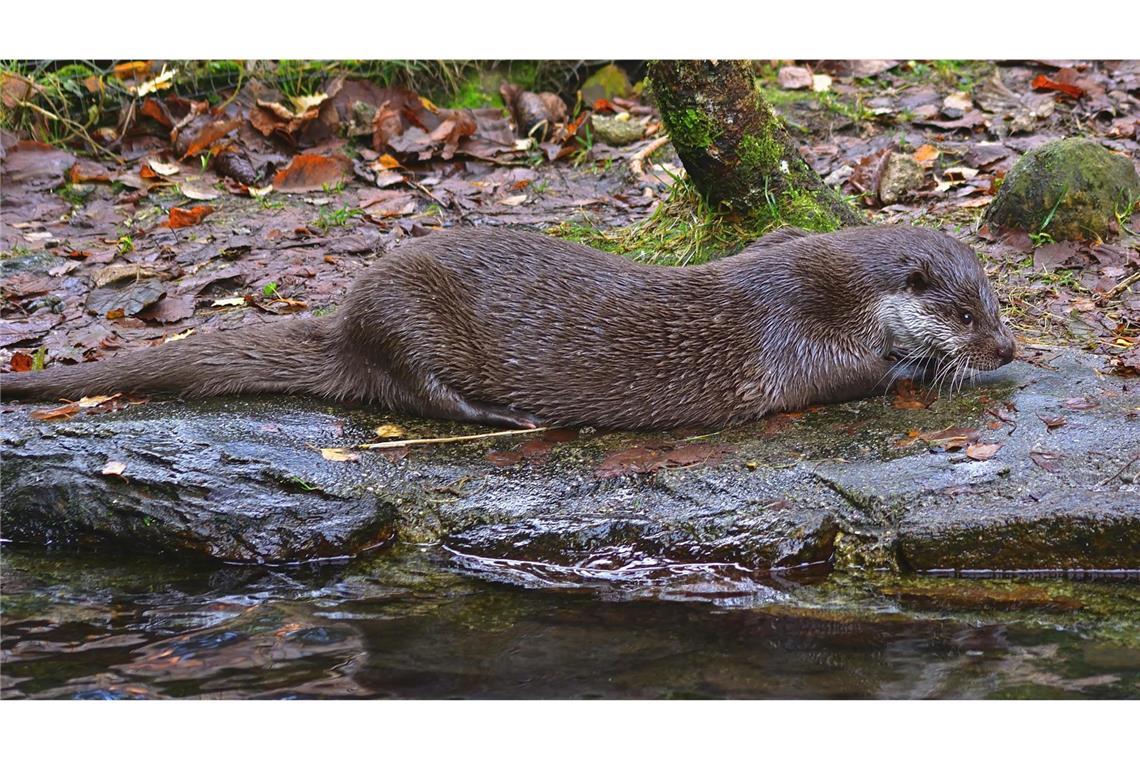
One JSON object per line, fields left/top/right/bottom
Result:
{"left": 358, "top": 426, "right": 550, "bottom": 449}
{"left": 1096, "top": 454, "right": 1139, "bottom": 486}
{"left": 630, "top": 135, "right": 671, "bottom": 178}
{"left": 14, "top": 99, "right": 122, "bottom": 163}
{"left": 1097, "top": 270, "right": 1140, "bottom": 304}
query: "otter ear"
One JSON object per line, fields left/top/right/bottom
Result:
{"left": 906, "top": 263, "right": 932, "bottom": 292}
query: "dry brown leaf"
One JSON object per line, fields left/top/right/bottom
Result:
{"left": 965, "top": 442, "right": 1002, "bottom": 461}
{"left": 272, "top": 154, "right": 353, "bottom": 193}
{"left": 920, "top": 426, "right": 981, "bottom": 451}
{"left": 146, "top": 159, "right": 181, "bottom": 176}
{"left": 892, "top": 378, "right": 937, "bottom": 410}
{"left": 1030, "top": 450, "right": 1064, "bottom": 473}
{"left": 30, "top": 402, "right": 82, "bottom": 421}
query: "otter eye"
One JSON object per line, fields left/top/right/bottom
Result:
{"left": 961, "top": 312, "right": 974, "bottom": 325}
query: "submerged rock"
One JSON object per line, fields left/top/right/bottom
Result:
{"left": 2, "top": 350, "right": 1137, "bottom": 573}
{"left": 984, "top": 137, "right": 1140, "bottom": 241}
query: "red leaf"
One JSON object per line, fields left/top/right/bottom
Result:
{"left": 165, "top": 205, "right": 215, "bottom": 229}
{"left": 271, "top": 154, "right": 353, "bottom": 193}
{"left": 1031, "top": 74, "right": 1084, "bottom": 99}
{"left": 10, "top": 352, "right": 34, "bottom": 372}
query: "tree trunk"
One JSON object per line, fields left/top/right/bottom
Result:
{"left": 649, "top": 60, "right": 863, "bottom": 230}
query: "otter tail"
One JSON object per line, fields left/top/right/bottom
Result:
{"left": 1, "top": 317, "right": 341, "bottom": 402}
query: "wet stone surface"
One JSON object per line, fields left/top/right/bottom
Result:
{"left": 2, "top": 349, "right": 1137, "bottom": 573}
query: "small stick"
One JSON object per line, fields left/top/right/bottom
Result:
{"left": 1096, "top": 454, "right": 1139, "bottom": 486}
{"left": 630, "top": 136, "right": 671, "bottom": 178}
{"left": 358, "top": 426, "right": 550, "bottom": 449}
{"left": 1098, "top": 270, "right": 1140, "bottom": 304}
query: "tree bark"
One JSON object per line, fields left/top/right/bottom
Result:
{"left": 649, "top": 60, "right": 863, "bottom": 229}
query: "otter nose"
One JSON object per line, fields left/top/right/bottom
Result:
{"left": 997, "top": 337, "right": 1016, "bottom": 365}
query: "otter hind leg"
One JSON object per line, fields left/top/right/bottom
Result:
{"left": 390, "top": 372, "right": 543, "bottom": 429}
{"left": 452, "top": 398, "right": 544, "bottom": 429}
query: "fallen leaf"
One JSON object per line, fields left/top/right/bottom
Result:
{"left": 893, "top": 378, "right": 937, "bottom": 409}
{"left": 272, "top": 154, "right": 354, "bottom": 193}
{"left": 86, "top": 280, "right": 166, "bottom": 319}
{"left": 165, "top": 205, "right": 215, "bottom": 229}
{"left": 943, "top": 91, "right": 974, "bottom": 112}
{"left": 113, "top": 61, "right": 151, "bottom": 80}
{"left": 913, "top": 144, "right": 940, "bottom": 167}
{"left": 139, "top": 295, "right": 196, "bottom": 324}
{"left": 320, "top": 447, "right": 359, "bottom": 462}
{"left": 10, "top": 352, "right": 34, "bottom": 372}
{"left": 913, "top": 110, "right": 986, "bottom": 131}
{"left": 1030, "top": 450, "right": 1064, "bottom": 473}
{"left": 920, "top": 426, "right": 981, "bottom": 451}
{"left": 374, "top": 423, "right": 407, "bottom": 439}
{"left": 180, "top": 183, "right": 221, "bottom": 200}
{"left": 211, "top": 297, "right": 248, "bottom": 308}
{"left": 2, "top": 141, "right": 77, "bottom": 190}
{"left": 30, "top": 402, "right": 82, "bottom": 421}
{"left": 1062, "top": 397, "right": 1099, "bottom": 411}
{"left": 0, "top": 312, "right": 63, "bottom": 348}
{"left": 965, "top": 442, "right": 1002, "bottom": 461}
{"left": 1031, "top": 73, "right": 1083, "bottom": 99}
{"left": 376, "top": 154, "right": 402, "bottom": 169}
{"left": 145, "top": 159, "right": 181, "bottom": 177}
{"left": 79, "top": 394, "right": 120, "bottom": 408}
{"left": 178, "top": 116, "right": 242, "bottom": 159}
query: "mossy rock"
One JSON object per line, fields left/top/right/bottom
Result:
{"left": 581, "top": 64, "right": 632, "bottom": 102}
{"left": 589, "top": 114, "right": 644, "bottom": 146}
{"left": 984, "top": 138, "right": 1140, "bottom": 241}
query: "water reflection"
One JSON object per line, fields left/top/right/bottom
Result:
{"left": 2, "top": 544, "right": 1137, "bottom": 699}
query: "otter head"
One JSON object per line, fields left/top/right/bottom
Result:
{"left": 878, "top": 230, "right": 1016, "bottom": 373}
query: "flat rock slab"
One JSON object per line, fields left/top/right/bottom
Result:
{"left": 2, "top": 350, "right": 1137, "bottom": 572}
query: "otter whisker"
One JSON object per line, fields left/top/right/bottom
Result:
{"left": 877, "top": 340, "right": 934, "bottom": 400}
{"left": 932, "top": 356, "right": 958, "bottom": 399}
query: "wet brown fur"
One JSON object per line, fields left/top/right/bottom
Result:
{"left": 1, "top": 226, "right": 1016, "bottom": 429}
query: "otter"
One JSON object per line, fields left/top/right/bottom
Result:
{"left": 1, "top": 226, "right": 1016, "bottom": 430}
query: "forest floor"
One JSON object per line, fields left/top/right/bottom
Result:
{"left": 2, "top": 59, "right": 1138, "bottom": 386}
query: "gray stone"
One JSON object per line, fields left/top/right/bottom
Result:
{"left": 2, "top": 351, "right": 1136, "bottom": 572}
{"left": 879, "top": 152, "right": 926, "bottom": 204}
{"left": 590, "top": 114, "right": 645, "bottom": 147}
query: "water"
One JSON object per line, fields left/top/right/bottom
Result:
{"left": 2, "top": 544, "right": 1137, "bottom": 699}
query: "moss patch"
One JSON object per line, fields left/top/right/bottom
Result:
{"left": 662, "top": 107, "right": 720, "bottom": 152}
{"left": 737, "top": 130, "right": 782, "bottom": 173}
{"left": 547, "top": 175, "right": 842, "bottom": 267}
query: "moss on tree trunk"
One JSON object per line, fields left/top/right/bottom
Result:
{"left": 650, "top": 60, "right": 863, "bottom": 231}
